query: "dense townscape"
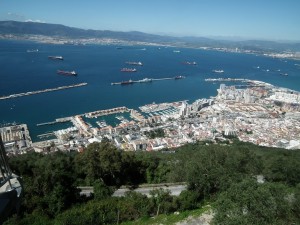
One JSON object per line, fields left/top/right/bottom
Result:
{"left": 1, "top": 78, "right": 300, "bottom": 155}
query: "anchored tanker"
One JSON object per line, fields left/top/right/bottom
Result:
{"left": 174, "top": 75, "right": 185, "bottom": 79}
{"left": 48, "top": 56, "right": 64, "bottom": 60}
{"left": 121, "top": 79, "right": 134, "bottom": 85}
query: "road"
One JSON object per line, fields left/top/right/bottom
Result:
{"left": 79, "top": 183, "right": 187, "bottom": 197}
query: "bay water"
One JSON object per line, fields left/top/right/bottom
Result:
{"left": 0, "top": 40, "right": 299, "bottom": 141}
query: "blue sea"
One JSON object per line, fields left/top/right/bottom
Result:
{"left": 0, "top": 40, "right": 299, "bottom": 141}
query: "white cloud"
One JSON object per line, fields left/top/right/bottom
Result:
{"left": 25, "top": 19, "right": 45, "bottom": 23}
{"left": 4, "top": 12, "right": 45, "bottom": 23}
{"left": 6, "top": 12, "right": 25, "bottom": 20}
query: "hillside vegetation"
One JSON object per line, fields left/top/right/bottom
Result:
{"left": 4, "top": 140, "right": 300, "bottom": 225}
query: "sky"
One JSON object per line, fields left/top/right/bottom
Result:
{"left": 0, "top": 0, "right": 300, "bottom": 41}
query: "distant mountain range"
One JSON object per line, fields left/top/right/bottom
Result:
{"left": 1, "top": 20, "right": 300, "bottom": 52}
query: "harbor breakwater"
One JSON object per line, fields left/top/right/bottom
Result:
{"left": 0, "top": 83, "right": 88, "bottom": 100}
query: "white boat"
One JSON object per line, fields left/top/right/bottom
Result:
{"left": 139, "top": 78, "right": 152, "bottom": 83}
{"left": 212, "top": 69, "right": 224, "bottom": 73}
{"left": 27, "top": 49, "right": 39, "bottom": 53}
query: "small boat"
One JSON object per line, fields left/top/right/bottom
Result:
{"left": 57, "top": 70, "right": 77, "bottom": 76}
{"left": 125, "top": 61, "right": 143, "bottom": 66}
{"left": 174, "top": 75, "right": 185, "bottom": 80}
{"left": 27, "top": 49, "right": 39, "bottom": 53}
{"left": 139, "top": 78, "right": 152, "bottom": 83}
{"left": 121, "top": 68, "right": 137, "bottom": 72}
{"left": 182, "top": 61, "right": 197, "bottom": 65}
{"left": 212, "top": 69, "right": 224, "bottom": 73}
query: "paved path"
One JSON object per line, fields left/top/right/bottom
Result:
{"left": 79, "top": 183, "right": 187, "bottom": 197}
{"left": 113, "top": 184, "right": 187, "bottom": 197}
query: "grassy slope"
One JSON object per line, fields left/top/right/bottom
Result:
{"left": 121, "top": 205, "right": 212, "bottom": 225}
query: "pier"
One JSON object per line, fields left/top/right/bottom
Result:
{"left": 0, "top": 83, "right": 88, "bottom": 100}
{"left": 36, "top": 117, "right": 72, "bottom": 126}
{"left": 85, "top": 107, "right": 129, "bottom": 118}
{"left": 205, "top": 78, "right": 250, "bottom": 82}
{"left": 111, "top": 76, "right": 185, "bottom": 86}
{"left": 205, "top": 78, "right": 271, "bottom": 87}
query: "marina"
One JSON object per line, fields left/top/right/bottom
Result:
{"left": 96, "top": 120, "right": 107, "bottom": 128}
{"left": 0, "top": 83, "right": 88, "bottom": 100}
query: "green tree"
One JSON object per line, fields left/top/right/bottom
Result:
{"left": 74, "top": 141, "right": 123, "bottom": 186}
{"left": 55, "top": 198, "right": 119, "bottom": 225}
{"left": 14, "top": 152, "right": 79, "bottom": 217}
{"left": 186, "top": 145, "right": 262, "bottom": 199}
{"left": 213, "top": 179, "right": 293, "bottom": 225}
{"left": 93, "top": 180, "right": 114, "bottom": 201}
{"left": 293, "top": 184, "right": 300, "bottom": 220}
{"left": 115, "top": 192, "right": 151, "bottom": 222}
{"left": 177, "top": 190, "right": 200, "bottom": 211}
{"left": 150, "top": 188, "right": 176, "bottom": 216}
{"left": 264, "top": 154, "right": 300, "bottom": 186}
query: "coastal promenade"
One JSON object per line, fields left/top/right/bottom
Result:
{"left": 0, "top": 83, "right": 88, "bottom": 100}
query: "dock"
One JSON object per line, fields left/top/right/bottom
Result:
{"left": 0, "top": 83, "right": 88, "bottom": 100}
{"left": 37, "top": 132, "right": 55, "bottom": 138}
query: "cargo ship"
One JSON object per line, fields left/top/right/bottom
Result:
{"left": 121, "top": 68, "right": 137, "bottom": 72}
{"left": 49, "top": 56, "right": 64, "bottom": 60}
{"left": 280, "top": 73, "right": 288, "bottom": 76}
{"left": 174, "top": 76, "right": 185, "bottom": 80}
{"left": 121, "top": 79, "right": 134, "bottom": 85}
{"left": 125, "top": 61, "right": 143, "bottom": 66}
{"left": 57, "top": 70, "right": 77, "bottom": 76}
